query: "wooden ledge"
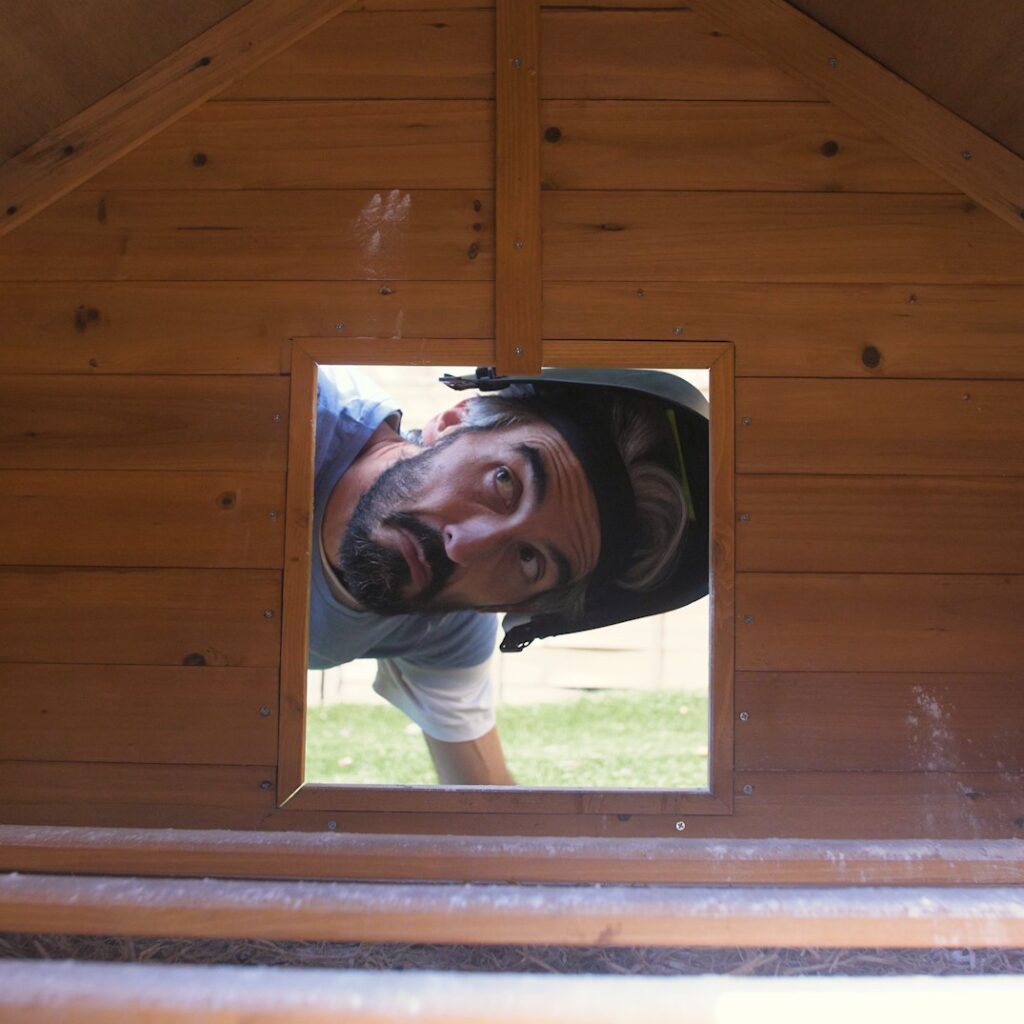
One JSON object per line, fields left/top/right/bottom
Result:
{"left": 1, "top": 826, "right": 1023, "bottom": 885}
{"left": 2, "top": 873, "right": 1024, "bottom": 948}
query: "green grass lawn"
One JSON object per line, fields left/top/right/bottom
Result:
{"left": 306, "top": 690, "right": 709, "bottom": 789}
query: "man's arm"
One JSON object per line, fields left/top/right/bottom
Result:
{"left": 423, "top": 725, "right": 515, "bottom": 785}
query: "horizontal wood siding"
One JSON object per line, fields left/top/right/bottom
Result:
{"left": 1, "top": 1, "right": 1021, "bottom": 845}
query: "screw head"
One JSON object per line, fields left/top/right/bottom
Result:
{"left": 673, "top": 325, "right": 683, "bottom": 335}
{"left": 335, "top": 322, "right": 345, "bottom": 331}
{"left": 263, "top": 609, "right": 274, "bottom": 619}
{"left": 741, "top": 416, "right": 752, "bottom": 426}
{"left": 739, "top": 711, "right": 750, "bottom": 721}
{"left": 327, "top": 820, "right": 338, "bottom": 831}
{"left": 513, "top": 239, "right": 525, "bottom": 249}
{"left": 272, "top": 413, "right": 281, "bottom": 423}
{"left": 738, "top": 513, "right": 750, "bottom": 522}
{"left": 828, "top": 56, "right": 839, "bottom": 68}
{"left": 511, "top": 57, "right": 523, "bottom": 69}
{"left": 961, "top": 150, "right": 973, "bottom": 160}
{"left": 260, "top": 780, "right": 272, "bottom": 791}
{"left": 743, "top": 784, "right": 754, "bottom": 795}
{"left": 269, "top": 511, "right": 278, "bottom": 520}
{"left": 743, "top": 615, "right": 754, "bottom": 625}
{"left": 674, "top": 820, "right": 686, "bottom": 832}
{"left": 513, "top": 346, "right": 524, "bottom": 357}
{"left": 259, "top": 706, "right": 271, "bottom": 717}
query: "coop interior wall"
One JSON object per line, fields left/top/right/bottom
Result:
{"left": 0, "top": 0, "right": 1021, "bottom": 840}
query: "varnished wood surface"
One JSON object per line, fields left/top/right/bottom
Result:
{"left": 94, "top": 100, "right": 494, "bottom": 190}
{"left": 0, "top": 568, "right": 281, "bottom": 667}
{"left": 1, "top": 375, "right": 288, "bottom": 471}
{"left": 0, "top": 665, "right": 278, "bottom": 765}
{"left": 791, "top": 0, "right": 1024, "bottom": 160}
{"left": 0, "top": 0, "right": 246, "bottom": 164}
{"left": 736, "top": 475, "right": 1024, "bottom": 573}
{"left": 687, "top": 0, "right": 1024, "bottom": 235}
{"left": 737, "top": 574, "right": 1024, "bottom": 674}
{"left": 0, "top": 282, "right": 493, "bottom": 375}
{"left": 540, "top": 100, "right": 950, "bottom": 192}
{"left": 0, "top": 0, "right": 360, "bottom": 237}
{"left": 735, "top": 672, "right": 1024, "bottom": 773}
{"left": 543, "top": 283, "right": 1024, "bottom": 379}
{"left": 543, "top": 193, "right": 1024, "bottom": 283}
{"left": 735, "top": 379, "right": 1024, "bottom": 476}
{"left": 0, "top": 470, "right": 285, "bottom": 568}
{"left": 0, "top": 190, "right": 493, "bottom": 281}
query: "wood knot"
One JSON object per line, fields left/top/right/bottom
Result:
{"left": 544, "top": 126, "right": 562, "bottom": 143}
{"left": 192, "top": 152, "right": 208, "bottom": 167}
{"left": 62, "top": 144, "right": 75, "bottom": 158}
{"left": 861, "top": 345, "right": 881, "bottom": 369}
{"left": 467, "top": 242, "right": 480, "bottom": 260}
{"left": 378, "top": 285, "right": 394, "bottom": 296}
{"left": 74, "top": 306, "right": 101, "bottom": 332}
{"left": 599, "top": 223, "right": 625, "bottom": 232}
{"left": 5, "top": 205, "right": 16, "bottom": 216}
{"left": 182, "top": 652, "right": 208, "bottom": 666}
{"left": 473, "top": 199, "right": 482, "bottom": 212}
{"left": 217, "top": 491, "right": 237, "bottom": 509}
{"left": 820, "top": 140, "right": 839, "bottom": 157}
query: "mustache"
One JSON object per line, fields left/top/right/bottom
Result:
{"left": 384, "top": 512, "right": 456, "bottom": 603}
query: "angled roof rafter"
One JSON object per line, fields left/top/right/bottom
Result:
{"left": 0, "top": 0, "right": 358, "bottom": 239}
{"left": 686, "top": 0, "right": 1024, "bottom": 237}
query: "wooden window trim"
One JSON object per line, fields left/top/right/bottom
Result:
{"left": 278, "top": 338, "right": 735, "bottom": 833}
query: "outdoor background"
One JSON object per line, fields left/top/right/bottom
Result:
{"left": 306, "top": 365, "right": 710, "bottom": 789}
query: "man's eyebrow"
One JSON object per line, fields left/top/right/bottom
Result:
{"left": 516, "top": 442, "right": 572, "bottom": 586}
{"left": 516, "top": 443, "right": 547, "bottom": 507}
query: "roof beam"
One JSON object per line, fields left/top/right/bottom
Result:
{"left": 0, "top": 0, "right": 357, "bottom": 238}
{"left": 686, "top": 0, "right": 1024, "bottom": 237}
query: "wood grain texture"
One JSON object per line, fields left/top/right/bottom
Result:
{"left": 0, "top": 568, "right": 281, "bottom": 667}
{"left": 4, "top": 826, "right": 1023, "bottom": 885}
{"left": 94, "top": 100, "right": 494, "bottom": 190}
{"left": 0, "top": 470, "right": 285, "bottom": 568}
{"left": 735, "top": 672, "right": 1024, "bottom": 773}
{"left": 542, "top": 193, "right": 1024, "bottom": 283}
{"left": 541, "top": 9, "right": 814, "bottom": 100}
{"left": 0, "top": 0, "right": 360, "bottom": 237}
{"left": 0, "top": 763, "right": 276, "bottom": 829}
{"left": 226, "top": 9, "right": 495, "bottom": 99}
{"left": 543, "top": 283, "right": 1024, "bottom": 380}
{"left": 0, "top": 190, "right": 493, "bottom": 282}
{"left": 0, "top": 0, "right": 246, "bottom": 164}
{"left": 0, "top": 282, "right": 493, "bottom": 375}
{"left": 0, "top": 665, "right": 278, "bottom": 765}
{"left": 737, "top": 573, "right": 1024, "bottom": 674}
{"left": 540, "top": 100, "right": 950, "bottom": 192}
{"left": 736, "top": 475, "right": 1024, "bottom": 573}
{"left": 735, "top": 379, "right": 1024, "bottom": 476}
{"left": 3, "top": 876, "right": 1024, "bottom": 952}
{"left": 791, "top": 0, "right": 1024, "bottom": 160}
{"left": 0, "top": 375, "right": 288, "bottom": 471}
{"left": 686, "top": 0, "right": 1024, "bottom": 235}
{"left": 495, "top": 0, "right": 542, "bottom": 373}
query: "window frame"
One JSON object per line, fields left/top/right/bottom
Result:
{"left": 277, "top": 338, "right": 735, "bottom": 835}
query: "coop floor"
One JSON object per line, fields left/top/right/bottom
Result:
{"left": 3, "top": 934, "right": 1022, "bottom": 977}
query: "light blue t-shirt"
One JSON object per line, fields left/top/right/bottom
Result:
{"left": 309, "top": 366, "right": 497, "bottom": 741}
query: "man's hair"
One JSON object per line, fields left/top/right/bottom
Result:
{"left": 457, "top": 390, "right": 688, "bottom": 620}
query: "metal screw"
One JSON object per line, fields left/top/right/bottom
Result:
{"left": 961, "top": 150, "right": 972, "bottom": 161}
{"left": 260, "top": 780, "right": 272, "bottom": 790}
{"left": 513, "top": 239, "right": 525, "bottom": 249}
{"left": 513, "top": 346, "right": 524, "bottom": 357}
{"left": 511, "top": 57, "right": 523, "bottom": 69}
{"left": 673, "top": 325, "right": 683, "bottom": 335}
{"left": 263, "top": 609, "right": 274, "bottom": 619}
{"left": 738, "top": 513, "right": 750, "bottom": 522}
{"left": 743, "top": 784, "right": 754, "bottom": 795}
{"left": 272, "top": 414, "right": 281, "bottom": 423}
{"left": 743, "top": 615, "right": 754, "bottom": 625}
{"left": 739, "top": 711, "right": 749, "bottom": 722}
{"left": 741, "top": 416, "right": 752, "bottom": 426}
{"left": 327, "top": 820, "right": 338, "bottom": 831}
{"left": 269, "top": 511, "right": 278, "bottom": 520}
{"left": 335, "top": 322, "right": 345, "bottom": 331}
{"left": 259, "top": 706, "right": 271, "bottom": 717}
{"left": 674, "top": 820, "right": 686, "bottom": 832}
{"left": 828, "top": 56, "right": 839, "bottom": 68}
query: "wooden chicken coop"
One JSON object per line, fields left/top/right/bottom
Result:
{"left": 0, "top": 0, "right": 1022, "bottom": 1016}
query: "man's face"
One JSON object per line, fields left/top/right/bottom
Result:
{"left": 338, "top": 419, "right": 601, "bottom": 615}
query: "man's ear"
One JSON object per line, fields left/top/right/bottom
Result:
{"left": 420, "top": 399, "right": 470, "bottom": 446}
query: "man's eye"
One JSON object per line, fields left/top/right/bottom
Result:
{"left": 518, "top": 545, "right": 542, "bottom": 583}
{"left": 494, "top": 466, "right": 516, "bottom": 496}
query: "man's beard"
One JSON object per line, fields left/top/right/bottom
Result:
{"left": 337, "top": 445, "right": 457, "bottom": 615}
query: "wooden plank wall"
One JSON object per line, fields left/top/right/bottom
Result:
{"left": 1, "top": 1, "right": 1022, "bottom": 839}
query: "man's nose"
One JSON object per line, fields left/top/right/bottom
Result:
{"left": 443, "top": 515, "right": 510, "bottom": 566}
